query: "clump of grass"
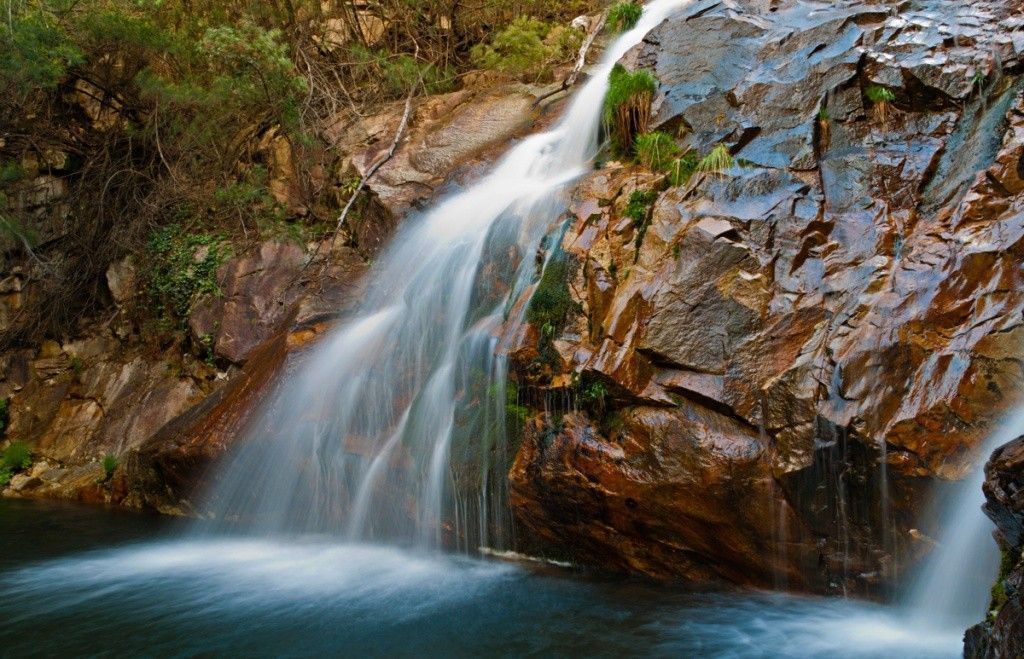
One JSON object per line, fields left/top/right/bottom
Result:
{"left": 607, "top": 1, "right": 643, "bottom": 32}
{"left": 634, "top": 131, "right": 681, "bottom": 171}
{"left": 865, "top": 84, "right": 896, "bottom": 122}
{"left": 604, "top": 64, "right": 657, "bottom": 153}
{"left": 101, "top": 454, "right": 119, "bottom": 481}
{"left": 695, "top": 143, "right": 734, "bottom": 176}
{"left": 668, "top": 150, "right": 700, "bottom": 186}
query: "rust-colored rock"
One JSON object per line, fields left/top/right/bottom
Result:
{"left": 508, "top": 0, "right": 1024, "bottom": 592}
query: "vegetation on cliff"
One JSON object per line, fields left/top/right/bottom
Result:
{"left": 0, "top": 0, "right": 596, "bottom": 349}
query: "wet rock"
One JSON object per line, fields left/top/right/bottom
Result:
{"left": 965, "top": 436, "right": 1024, "bottom": 658}
{"left": 510, "top": 403, "right": 817, "bottom": 587}
{"left": 511, "top": 0, "right": 1024, "bottom": 591}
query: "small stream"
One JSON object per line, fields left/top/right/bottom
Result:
{"left": 0, "top": 500, "right": 963, "bottom": 658}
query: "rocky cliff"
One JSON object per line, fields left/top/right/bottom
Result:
{"left": 507, "top": 0, "right": 1024, "bottom": 593}
{"left": 3, "top": 0, "right": 1024, "bottom": 600}
{"left": 965, "top": 436, "right": 1024, "bottom": 658}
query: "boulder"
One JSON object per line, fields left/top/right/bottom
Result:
{"left": 965, "top": 436, "right": 1024, "bottom": 658}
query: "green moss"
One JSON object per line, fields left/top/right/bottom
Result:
{"left": 526, "top": 252, "right": 579, "bottom": 366}
{"left": 607, "top": 1, "right": 643, "bottom": 32}
{"left": 989, "top": 547, "right": 1020, "bottom": 618}
{"left": 624, "top": 189, "right": 657, "bottom": 225}
{"left": 623, "top": 189, "right": 658, "bottom": 257}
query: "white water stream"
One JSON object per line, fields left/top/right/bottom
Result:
{"left": 199, "top": 0, "right": 696, "bottom": 549}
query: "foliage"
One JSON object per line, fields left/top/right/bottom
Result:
{"left": 471, "top": 17, "right": 580, "bottom": 82}
{"left": 0, "top": 2, "right": 85, "bottom": 96}
{"left": 145, "top": 226, "right": 229, "bottom": 328}
{"left": 623, "top": 189, "right": 657, "bottom": 225}
{"left": 865, "top": 85, "right": 896, "bottom": 122}
{"left": 604, "top": 65, "right": 657, "bottom": 153}
{"left": 667, "top": 150, "right": 700, "bottom": 186}
{"left": 606, "top": 1, "right": 643, "bottom": 33}
{"left": 0, "top": 0, "right": 599, "bottom": 346}
{"left": 349, "top": 45, "right": 456, "bottom": 98}
{"left": 2, "top": 441, "right": 32, "bottom": 471}
{"left": 624, "top": 189, "right": 658, "bottom": 257}
{"left": 865, "top": 84, "right": 896, "bottom": 104}
{"left": 102, "top": 454, "right": 119, "bottom": 481}
{"left": 696, "top": 144, "right": 734, "bottom": 176}
{"left": 634, "top": 131, "right": 681, "bottom": 171}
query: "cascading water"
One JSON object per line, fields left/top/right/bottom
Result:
{"left": 903, "top": 411, "right": 1022, "bottom": 629}
{"left": 197, "top": 0, "right": 695, "bottom": 550}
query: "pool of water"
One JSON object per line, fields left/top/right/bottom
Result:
{"left": 0, "top": 499, "right": 964, "bottom": 657}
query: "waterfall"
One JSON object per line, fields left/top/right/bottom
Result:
{"left": 903, "top": 412, "right": 1023, "bottom": 629}
{"left": 197, "top": 0, "right": 693, "bottom": 549}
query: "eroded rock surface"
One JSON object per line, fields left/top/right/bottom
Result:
{"left": 509, "top": 0, "right": 1024, "bottom": 592}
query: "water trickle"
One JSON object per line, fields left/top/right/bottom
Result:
{"left": 903, "top": 411, "right": 1023, "bottom": 629}
{"left": 196, "top": 0, "right": 695, "bottom": 550}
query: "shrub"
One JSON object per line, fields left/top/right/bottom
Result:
{"left": 470, "top": 17, "right": 581, "bottom": 82}
{"left": 604, "top": 64, "right": 657, "bottom": 153}
{"left": 607, "top": 2, "right": 643, "bottom": 32}
{"left": 696, "top": 144, "right": 734, "bottom": 176}
{"left": 2, "top": 441, "right": 32, "bottom": 471}
{"left": 634, "top": 131, "right": 681, "bottom": 171}
{"left": 349, "top": 45, "right": 456, "bottom": 98}
{"left": 0, "top": 5, "right": 84, "bottom": 95}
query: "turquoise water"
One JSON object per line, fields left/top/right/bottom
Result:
{"left": 0, "top": 500, "right": 962, "bottom": 658}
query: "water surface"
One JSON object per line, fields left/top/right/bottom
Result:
{"left": 0, "top": 500, "right": 963, "bottom": 658}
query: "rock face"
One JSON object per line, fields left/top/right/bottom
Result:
{"left": 0, "top": 81, "right": 546, "bottom": 511}
{"left": 965, "top": 437, "right": 1024, "bottom": 658}
{"left": 509, "top": 0, "right": 1024, "bottom": 593}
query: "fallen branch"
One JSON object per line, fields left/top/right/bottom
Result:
{"left": 329, "top": 85, "right": 415, "bottom": 249}
{"left": 533, "top": 12, "right": 608, "bottom": 107}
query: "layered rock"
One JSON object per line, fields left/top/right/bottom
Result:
{"left": 509, "top": 0, "right": 1024, "bottom": 592}
{"left": 965, "top": 437, "right": 1024, "bottom": 658}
